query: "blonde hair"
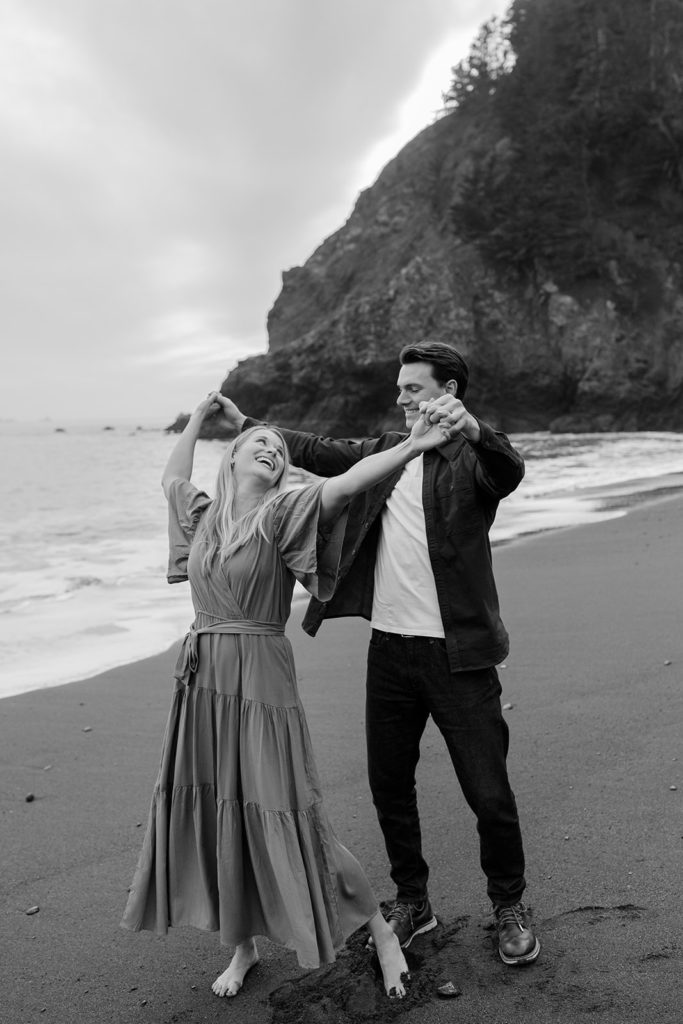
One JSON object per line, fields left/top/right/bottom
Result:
{"left": 194, "top": 426, "right": 291, "bottom": 575}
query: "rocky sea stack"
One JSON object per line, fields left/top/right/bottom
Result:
{"left": 173, "top": 1, "right": 683, "bottom": 439}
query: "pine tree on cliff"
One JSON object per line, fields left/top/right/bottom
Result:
{"left": 449, "top": 0, "right": 683, "bottom": 292}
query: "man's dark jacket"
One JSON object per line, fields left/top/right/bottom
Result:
{"left": 244, "top": 417, "right": 524, "bottom": 673}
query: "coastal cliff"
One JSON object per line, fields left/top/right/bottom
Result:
{"left": 176, "top": 1, "right": 683, "bottom": 438}
{"left": 214, "top": 107, "right": 683, "bottom": 435}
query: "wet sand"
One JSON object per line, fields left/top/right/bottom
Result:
{"left": 1, "top": 491, "right": 682, "bottom": 1024}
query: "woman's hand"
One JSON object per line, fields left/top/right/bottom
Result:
{"left": 192, "top": 392, "right": 245, "bottom": 436}
{"left": 191, "top": 391, "right": 223, "bottom": 421}
{"left": 419, "top": 395, "right": 481, "bottom": 443}
{"left": 408, "top": 403, "right": 451, "bottom": 450}
{"left": 210, "top": 394, "right": 246, "bottom": 435}
{"left": 320, "top": 401, "right": 448, "bottom": 521}
{"left": 163, "top": 391, "right": 222, "bottom": 495}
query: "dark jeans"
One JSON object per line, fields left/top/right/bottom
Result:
{"left": 366, "top": 629, "right": 526, "bottom": 908}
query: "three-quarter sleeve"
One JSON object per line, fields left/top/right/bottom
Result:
{"left": 166, "top": 478, "right": 212, "bottom": 583}
{"left": 271, "top": 483, "right": 348, "bottom": 602}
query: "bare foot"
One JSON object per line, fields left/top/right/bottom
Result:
{"left": 211, "top": 939, "right": 259, "bottom": 998}
{"left": 370, "top": 924, "right": 410, "bottom": 998}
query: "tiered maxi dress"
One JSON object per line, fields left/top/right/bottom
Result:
{"left": 121, "top": 479, "right": 378, "bottom": 969}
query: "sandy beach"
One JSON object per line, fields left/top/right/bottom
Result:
{"left": 2, "top": 490, "right": 682, "bottom": 1024}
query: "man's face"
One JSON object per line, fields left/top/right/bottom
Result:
{"left": 396, "top": 361, "right": 450, "bottom": 429}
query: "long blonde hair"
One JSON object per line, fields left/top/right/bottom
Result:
{"left": 194, "top": 426, "right": 291, "bottom": 575}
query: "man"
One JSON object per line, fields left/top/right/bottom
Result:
{"left": 214, "top": 341, "right": 539, "bottom": 966}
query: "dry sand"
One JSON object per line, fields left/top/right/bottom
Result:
{"left": 1, "top": 491, "right": 682, "bottom": 1024}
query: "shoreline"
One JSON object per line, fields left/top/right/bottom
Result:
{"left": 3, "top": 470, "right": 682, "bottom": 702}
{"left": 2, "top": 485, "right": 682, "bottom": 1022}
{"left": 491, "top": 469, "right": 683, "bottom": 548}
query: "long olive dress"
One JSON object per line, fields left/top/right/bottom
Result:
{"left": 121, "top": 479, "right": 377, "bottom": 968}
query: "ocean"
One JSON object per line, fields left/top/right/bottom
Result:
{"left": 1, "top": 420, "right": 682, "bottom": 699}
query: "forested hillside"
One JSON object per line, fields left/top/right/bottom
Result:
{"left": 449, "top": 0, "right": 683, "bottom": 288}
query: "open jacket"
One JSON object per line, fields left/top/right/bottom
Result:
{"left": 244, "top": 416, "right": 524, "bottom": 673}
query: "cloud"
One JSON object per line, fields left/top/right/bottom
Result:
{"left": 0, "top": 0, "right": 511, "bottom": 421}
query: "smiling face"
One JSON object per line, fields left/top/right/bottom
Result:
{"left": 396, "top": 360, "right": 455, "bottom": 428}
{"left": 232, "top": 428, "right": 287, "bottom": 488}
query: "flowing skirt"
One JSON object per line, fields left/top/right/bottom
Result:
{"left": 121, "top": 633, "right": 377, "bottom": 968}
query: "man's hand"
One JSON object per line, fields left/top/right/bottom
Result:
{"left": 408, "top": 404, "right": 451, "bottom": 451}
{"left": 191, "top": 391, "right": 223, "bottom": 422}
{"left": 200, "top": 393, "right": 246, "bottom": 436}
{"left": 421, "top": 395, "right": 481, "bottom": 443}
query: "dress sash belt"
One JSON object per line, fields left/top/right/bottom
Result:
{"left": 174, "top": 616, "right": 285, "bottom": 686}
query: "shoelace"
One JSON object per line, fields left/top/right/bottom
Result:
{"left": 387, "top": 902, "right": 414, "bottom": 926}
{"left": 497, "top": 904, "right": 526, "bottom": 931}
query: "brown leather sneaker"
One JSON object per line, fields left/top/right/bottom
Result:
{"left": 387, "top": 899, "right": 438, "bottom": 948}
{"left": 367, "top": 898, "right": 437, "bottom": 950}
{"left": 495, "top": 902, "right": 541, "bottom": 965}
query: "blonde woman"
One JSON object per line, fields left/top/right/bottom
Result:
{"left": 122, "top": 391, "right": 449, "bottom": 999}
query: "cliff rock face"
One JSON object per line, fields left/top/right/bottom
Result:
{"left": 219, "top": 111, "right": 683, "bottom": 436}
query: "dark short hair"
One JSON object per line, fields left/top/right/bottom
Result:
{"left": 399, "top": 341, "right": 469, "bottom": 398}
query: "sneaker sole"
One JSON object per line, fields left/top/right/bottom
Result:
{"left": 400, "top": 915, "right": 438, "bottom": 949}
{"left": 498, "top": 937, "right": 541, "bottom": 966}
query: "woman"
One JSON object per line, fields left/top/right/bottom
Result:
{"left": 121, "top": 390, "right": 449, "bottom": 999}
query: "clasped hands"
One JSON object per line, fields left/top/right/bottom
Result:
{"left": 194, "top": 391, "right": 246, "bottom": 435}
{"left": 411, "top": 395, "right": 480, "bottom": 446}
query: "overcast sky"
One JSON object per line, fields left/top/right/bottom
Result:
{"left": 1, "top": 0, "right": 510, "bottom": 423}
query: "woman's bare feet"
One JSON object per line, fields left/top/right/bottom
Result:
{"left": 211, "top": 938, "right": 259, "bottom": 997}
{"left": 367, "top": 911, "right": 410, "bottom": 998}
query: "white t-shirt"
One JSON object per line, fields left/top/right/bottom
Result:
{"left": 371, "top": 456, "right": 445, "bottom": 637}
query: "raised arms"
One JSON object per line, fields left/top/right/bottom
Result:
{"left": 161, "top": 392, "right": 221, "bottom": 498}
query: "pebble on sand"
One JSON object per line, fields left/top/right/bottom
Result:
{"left": 502, "top": 702, "right": 514, "bottom": 710}
{"left": 437, "top": 981, "right": 462, "bottom": 998}
{"left": 25, "top": 793, "right": 35, "bottom": 802}
{"left": 26, "top": 906, "right": 40, "bottom": 915}
{"left": 670, "top": 785, "right": 678, "bottom": 791}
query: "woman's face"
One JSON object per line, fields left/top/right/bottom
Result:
{"left": 232, "top": 429, "right": 286, "bottom": 487}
